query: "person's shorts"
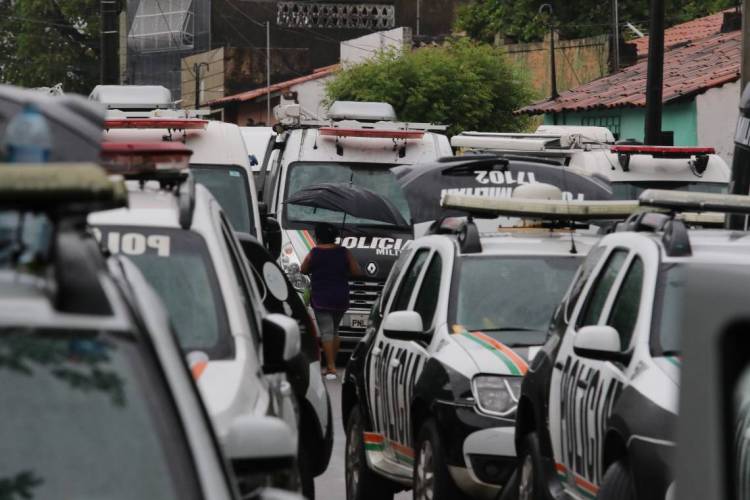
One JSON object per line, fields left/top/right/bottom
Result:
{"left": 315, "top": 310, "right": 344, "bottom": 343}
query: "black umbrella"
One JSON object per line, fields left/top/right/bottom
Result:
{"left": 392, "top": 155, "right": 613, "bottom": 223}
{"left": 284, "top": 182, "right": 409, "bottom": 227}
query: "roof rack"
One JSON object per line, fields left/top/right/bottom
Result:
{"left": 0, "top": 164, "right": 127, "bottom": 214}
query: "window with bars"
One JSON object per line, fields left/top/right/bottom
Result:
{"left": 276, "top": 2, "right": 395, "bottom": 29}
{"left": 580, "top": 115, "right": 621, "bottom": 139}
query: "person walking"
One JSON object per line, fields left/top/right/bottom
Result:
{"left": 301, "top": 223, "right": 361, "bottom": 380}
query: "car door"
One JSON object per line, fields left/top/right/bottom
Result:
{"left": 366, "top": 246, "right": 437, "bottom": 470}
{"left": 549, "top": 246, "right": 643, "bottom": 498}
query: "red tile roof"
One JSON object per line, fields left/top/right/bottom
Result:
{"left": 633, "top": 9, "right": 733, "bottom": 57}
{"left": 207, "top": 64, "right": 340, "bottom": 107}
{"left": 517, "top": 29, "right": 740, "bottom": 115}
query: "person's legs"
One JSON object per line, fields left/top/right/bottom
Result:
{"left": 331, "top": 311, "right": 344, "bottom": 365}
{"left": 316, "top": 311, "right": 337, "bottom": 375}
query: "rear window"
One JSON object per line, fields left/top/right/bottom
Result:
{"left": 0, "top": 327, "right": 200, "bottom": 500}
{"left": 94, "top": 226, "right": 233, "bottom": 359}
{"left": 191, "top": 165, "right": 256, "bottom": 236}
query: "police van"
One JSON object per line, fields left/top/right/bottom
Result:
{"left": 341, "top": 186, "right": 627, "bottom": 500}
{"left": 263, "top": 101, "right": 452, "bottom": 356}
{"left": 88, "top": 147, "right": 310, "bottom": 494}
{"left": 451, "top": 125, "right": 730, "bottom": 199}
{"left": 514, "top": 190, "right": 750, "bottom": 500}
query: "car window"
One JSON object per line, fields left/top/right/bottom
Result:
{"left": 607, "top": 257, "right": 644, "bottom": 350}
{"left": 219, "top": 217, "right": 262, "bottom": 347}
{"left": 578, "top": 249, "right": 629, "bottom": 328}
{"left": 390, "top": 249, "right": 430, "bottom": 313}
{"left": 0, "top": 327, "right": 200, "bottom": 500}
{"left": 413, "top": 254, "right": 442, "bottom": 328}
{"left": 379, "top": 248, "right": 413, "bottom": 315}
{"left": 191, "top": 165, "right": 255, "bottom": 236}
{"left": 564, "top": 245, "right": 606, "bottom": 323}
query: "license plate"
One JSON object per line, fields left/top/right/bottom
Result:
{"left": 349, "top": 314, "right": 369, "bottom": 329}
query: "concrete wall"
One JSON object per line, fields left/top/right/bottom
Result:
{"left": 544, "top": 100, "right": 698, "bottom": 146}
{"left": 341, "top": 27, "right": 412, "bottom": 68}
{"left": 182, "top": 48, "right": 226, "bottom": 108}
{"left": 696, "top": 80, "right": 740, "bottom": 163}
{"left": 503, "top": 35, "right": 610, "bottom": 99}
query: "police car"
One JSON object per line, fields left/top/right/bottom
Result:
{"left": 263, "top": 101, "right": 452, "bottom": 356}
{"left": 514, "top": 190, "right": 750, "bottom": 500}
{"left": 341, "top": 186, "right": 622, "bottom": 500}
{"left": 0, "top": 164, "right": 300, "bottom": 500}
{"left": 87, "top": 147, "right": 307, "bottom": 493}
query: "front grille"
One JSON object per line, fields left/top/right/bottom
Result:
{"left": 338, "top": 279, "right": 385, "bottom": 344}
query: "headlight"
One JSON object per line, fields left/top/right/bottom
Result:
{"left": 280, "top": 243, "right": 311, "bottom": 295}
{"left": 471, "top": 375, "right": 521, "bottom": 418}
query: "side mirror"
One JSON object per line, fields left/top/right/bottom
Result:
{"left": 223, "top": 415, "right": 297, "bottom": 497}
{"left": 263, "top": 216, "right": 282, "bottom": 259}
{"left": 246, "top": 488, "right": 306, "bottom": 500}
{"left": 383, "top": 310, "right": 426, "bottom": 342}
{"left": 573, "top": 325, "right": 625, "bottom": 362}
{"left": 263, "top": 313, "right": 300, "bottom": 373}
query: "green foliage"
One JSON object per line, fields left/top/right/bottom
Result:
{"left": 325, "top": 40, "right": 536, "bottom": 136}
{"left": 455, "top": 0, "right": 737, "bottom": 43}
{"left": 0, "top": 0, "right": 101, "bottom": 93}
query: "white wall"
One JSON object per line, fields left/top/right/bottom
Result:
{"left": 291, "top": 76, "right": 334, "bottom": 120}
{"left": 340, "top": 27, "right": 412, "bottom": 68}
{"left": 696, "top": 80, "right": 741, "bottom": 164}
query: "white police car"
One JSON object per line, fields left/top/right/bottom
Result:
{"left": 87, "top": 149, "right": 305, "bottom": 494}
{"left": 515, "top": 190, "right": 750, "bottom": 500}
{"left": 342, "top": 187, "right": 617, "bottom": 500}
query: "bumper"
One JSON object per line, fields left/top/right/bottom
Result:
{"left": 338, "top": 308, "right": 371, "bottom": 352}
{"left": 433, "top": 402, "right": 518, "bottom": 496}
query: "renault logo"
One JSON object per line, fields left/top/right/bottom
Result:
{"left": 366, "top": 262, "right": 378, "bottom": 276}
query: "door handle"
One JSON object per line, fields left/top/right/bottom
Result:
{"left": 390, "top": 357, "right": 401, "bottom": 368}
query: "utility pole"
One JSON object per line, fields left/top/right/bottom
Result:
{"left": 416, "top": 0, "right": 421, "bottom": 36}
{"left": 194, "top": 62, "right": 208, "bottom": 109}
{"left": 100, "top": 0, "right": 119, "bottom": 84}
{"left": 644, "top": 0, "right": 665, "bottom": 145}
{"left": 266, "top": 21, "right": 271, "bottom": 125}
{"left": 539, "top": 4, "right": 558, "bottom": 100}
{"left": 611, "top": 0, "right": 620, "bottom": 73}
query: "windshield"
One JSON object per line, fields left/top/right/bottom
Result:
{"left": 191, "top": 165, "right": 256, "bottom": 236}
{"left": 652, "top": 263, "right": 686, "bottom": 355}
{"left": 284, "top": 162, "right": 411, "bottom": 227}
{"left": 94, "top": 226, "right": 233, "bottom": 359}
{"left": 612, "top": 181, "right": 727, "bottom": 200}
{"left": 451, "top": 255, "right": 581, "bottom": 345}
{"left": 0, "top": 328, "right": 199, "bottom": 500}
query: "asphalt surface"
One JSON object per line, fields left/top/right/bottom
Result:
{"left": 314, "top": 375, "right": 410, "bottom": 500}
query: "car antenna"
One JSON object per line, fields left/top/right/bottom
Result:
{"left": 560, "top": 165, "right": 578, "bottom": 254}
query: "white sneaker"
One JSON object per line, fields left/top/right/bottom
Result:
{"left": 325, "top": 373, "right": 338, "bottom": 381}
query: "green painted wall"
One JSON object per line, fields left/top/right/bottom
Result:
{"left": 543, "top": 100, "right": 698, "bottom": 145}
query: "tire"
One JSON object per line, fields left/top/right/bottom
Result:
{"left": 345, "top": 406, "right": 395, "bottom": 500}
{"left": 598, "top": 460, "right": 636, "bottom": 500}
{"left": 413, "top": 419, "right": 470, "bottom": 500}
{"left": 517, "top": 432, "right": 548, "bottom": 500}
{"left": 298, "top": 436, "right": 315, "bottom": 500}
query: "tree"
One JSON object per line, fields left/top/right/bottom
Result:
{"left": 325, "top": 40, "right": 536, "bottom": 136}
{"left": 0, "top": 0, "right": 102, "bottom": 94}
{"left": 455, "top": 0, "right": 737, "bottom": 44}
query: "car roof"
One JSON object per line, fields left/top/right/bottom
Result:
{"left": 415, "top": 230, "right": 599, "bottom": 257}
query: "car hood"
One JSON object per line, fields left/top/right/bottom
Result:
{"left": 450, "top": 327, "right": 540, "bottom": 377}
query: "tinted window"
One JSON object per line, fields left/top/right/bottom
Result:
{"left": 95, "top": 226, "right": 233, "bottom": 359}
{"left": 451, "top": 255, "right": 580, "bottom": 346}
{"left": 607, "top": 257, "right": 644, "bottom": 350}
{"left": 413, "top": 254, "right": 442, "bottom": 328}
{"left": 652, "top": 264, "right": 686, "bottom": 354}
{"left": 391, "top": 250, "right": 429, "bottom": 312}
{"left": 565, "top": 245, "right": 606, "bottom": 322}
{"left": 379, "top": 248, "right": 413, "bottom": 315}
{"left": 0, "top": 328, "right": 199, "bottom": 500}
{"left": 191, "top": 165, "right": 255, "bottom": 236}
{"left": 578, "top": 249, "right": 628, "bottom": 328}
{"left": 284, "top": 162, "right": 410, "bottom": 227}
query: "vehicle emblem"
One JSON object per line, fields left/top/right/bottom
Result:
{"left": 366, "top": 262, "right": 378, "bottom": 276}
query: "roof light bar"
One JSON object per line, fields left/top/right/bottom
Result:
{"left": 441, "top": 193, "right": 641, "bottom": 220}
{"left": 100, "top": 142, "right": 192, "bottom": 175}
{"left": 319, "top": 127, "right": 424, "bottom": 140}
{"left": 610, "top": 145, "right": 715, "bottom": 157}
{"left": 639, "top": 189, "right": 750, "bottom": 215}
{"left": 0, "top": 164, "right": 127, "bottom": 212}
{"left": 105, "top": 118, "right": 208, "bottom": 130}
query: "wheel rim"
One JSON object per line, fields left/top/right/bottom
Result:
{"left": 415, "top": 440, "right": 434, "bottom": 500}
{"left": 346, "top": 419, "right": 361, "bottom": 498}
{"left": 518, "top": 454, "right": 534, "bottom": 500}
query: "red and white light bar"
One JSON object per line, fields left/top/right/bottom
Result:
{"left": 100, "top": 142, "right": 193, "bottom": 174}
{"left": 319, "top": 127, "right": 424, "bottom": 140}
{"left": 105, "top": 118, "right": 208, "bottom": 130}
{"left": 610, "top": 145, "right": 715, "bottom": 157}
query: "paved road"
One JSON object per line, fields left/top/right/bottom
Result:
{"left": 314, "top": 376, "right": 410, "bottom": 500}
